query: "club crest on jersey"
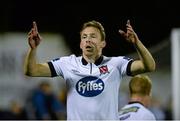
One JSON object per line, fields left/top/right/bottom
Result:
{"left": 99, "top": 65, "right": 109, "bottom": 74}
{"left": 76, "top": 76, "right": 104, "bottom": 97}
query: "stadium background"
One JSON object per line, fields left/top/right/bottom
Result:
{"left": 0, "top": 0, "right": 180, "bottom": 120}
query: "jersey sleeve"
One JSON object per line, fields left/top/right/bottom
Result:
{"left": 47, "top": 55, "right": 76, "bottom": 78}
{"left": 47, "top": 56, "right": 70, "bottom": 77}
{"left": 118, "top": 56, "right": 134, "bottom": 76}
{"left": 47, "top": 62, "right": 57, "bottom": 77}
{"left": 47, "top": 58, "right": 62, "bottom": 77}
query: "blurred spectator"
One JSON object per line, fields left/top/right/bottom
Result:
{"left": 9, "top": 101, "right": 28, "bottom": 119}
{"left": 0, "top": 101, "right": 28, "bottom": 120}
{"left": 31, "top": 81, "right": 66, "bottom": 120}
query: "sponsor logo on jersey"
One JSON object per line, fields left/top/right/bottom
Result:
{"left": 99, "top": 65, "right": 109, "bottom": 74}
{"left": 76, "top": 76, "right": 104, "bottom": 97}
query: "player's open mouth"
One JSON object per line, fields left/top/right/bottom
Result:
{"left": 85, "top": 46, "right": 93, "bottom": 52}
{"left": 86, "top": 46, "right": 92, "bottom": 49}
{"left": 86, "top": 46, "right": 92, "bottom": 48}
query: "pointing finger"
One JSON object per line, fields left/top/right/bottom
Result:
{"left": 33, "top": 21, "right": 38, "bottom": 32}
{"left": 127, "top": 19, "right": 130, "bottom": 25}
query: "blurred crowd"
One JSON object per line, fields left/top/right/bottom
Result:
{"left": 0, "top": 81, "right": 67, "bottom": 120}
{"left": 0, "top": 81, "right": 172, "bottom": 120}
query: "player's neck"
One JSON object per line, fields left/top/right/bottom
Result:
{"left": 83, "top": 54, "right": 101, "bottom": 63}
{"left": 130, "top": 96, "right": 148, "bottom": 107}
{"left": 130, "top": 95, "right": 144, "bottom": 103}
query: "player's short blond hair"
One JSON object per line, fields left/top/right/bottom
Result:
{"left": 129, "top": 75, "right": 152, "bottom": 96}
{"left": 80, "top": 20, "right": 106, "bottom": 41}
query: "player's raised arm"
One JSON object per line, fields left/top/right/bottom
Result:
{"left": 119, "top": 20, "right": 156, "bottom": 76}
{"left": 24, "top": 21, "right": 51, "bottom": 77}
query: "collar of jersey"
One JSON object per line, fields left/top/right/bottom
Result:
{"left": 128, "top": 101, "right": 144, "bottom": 106}
{"left": 82, "top": 55, "right": 103, "bottom": 66}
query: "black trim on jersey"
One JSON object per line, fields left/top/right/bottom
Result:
{"left": 126, "top": 60, "right": 133, "bottom": 76}
{"left": 47, "top": 62, "right": 57, "bottom": 77}
{"left": 128, "top": 101, "right": 145, "bottom": 107}
{"left": 82, "top": 55, "right": 103, "bottom": 66}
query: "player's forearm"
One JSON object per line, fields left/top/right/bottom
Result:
{"left": 134, "top": 39, "right": 156, "bottom": 72}
{"left": 24, "top": 48, "right": 38, "bottom": 76}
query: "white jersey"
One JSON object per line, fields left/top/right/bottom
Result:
{"left": 119, "top": 102, "right": 156, "bottom": 120}
{"left": 48, "top": 54, "right": 133, "bottom": 120}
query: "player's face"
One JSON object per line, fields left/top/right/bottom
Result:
{"left": 80, "top": 26, "right": 106, "bottom": 57}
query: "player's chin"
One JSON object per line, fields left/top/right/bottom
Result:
{"left": 84, "top": 50, "right": 94, "bottom": 56}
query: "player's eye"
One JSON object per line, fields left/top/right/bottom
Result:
{"left": 81, "top": 35, "right": 87, "bottom": 39}
{"left": 90, "top": 34, "right": 96, "bottom": 38}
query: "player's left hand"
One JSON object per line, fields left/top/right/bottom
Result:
{"left": 119, "top": 20, "right": 139, "bottom": 44}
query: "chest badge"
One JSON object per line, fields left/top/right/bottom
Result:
{"left": 99, "top": 65, "right": 109, "bottom": 74}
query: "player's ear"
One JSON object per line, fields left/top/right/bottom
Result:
{"left": 101, "top": 40, "right": 106, "bottom": 48}
{"left": 80, "top": 41, "right": 83, "bottom": 49}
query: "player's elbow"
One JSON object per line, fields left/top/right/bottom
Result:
{"left": 24, "top": 68, "right": 37, "bottom": 77}
{"left": 146, "top": 62, "right": 156, "bottom": 72}
{"left": 24, "top": 70, "right": 34, "bottom": 76}
{"left": 24, "top": 68, "right": 30, "bottom": 76}
{"left": 148, "top": 65, "right": 156, "bottom": 72}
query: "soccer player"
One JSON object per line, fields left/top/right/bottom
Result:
{"left": 24, "top": 20, "right": 156, "bottom": 120}
{"left": 119, "top": 75, "right": 156, "bottom": 120}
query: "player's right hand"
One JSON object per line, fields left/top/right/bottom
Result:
{"left": 28, "top": 21, "right": 42, "bottom": 49}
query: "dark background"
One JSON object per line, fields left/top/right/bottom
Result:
{"left": 1, "top": 0, "right": 180, "bottom": 56}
